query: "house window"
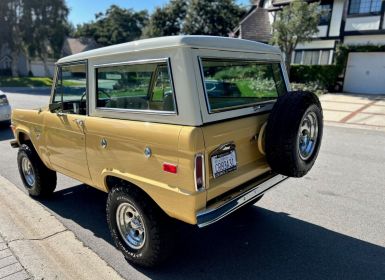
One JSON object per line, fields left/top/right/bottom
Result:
{"left": 349, "top": 0, "right": 382, "bottom": 15}
{"left": 320, "top": 51, "right": 330, "bottom": 65}
{"left": 303, "top": 51, "right": 320, "bottom": 65}
{"left": 319, "top": 4, "right": 332, "bottom": 25}
{"left": 293, "top": 50, "right": 331, "bottom": 65}
{"left": 294, "top": 51, "right": 303, "bottom": 64}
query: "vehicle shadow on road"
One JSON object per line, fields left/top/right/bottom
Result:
{"left": 41, "top": 185, "right": 385, "bottom": 280}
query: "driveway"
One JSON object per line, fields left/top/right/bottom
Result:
{"left": 320, "top": 93, "right": 385, "bottom": 131}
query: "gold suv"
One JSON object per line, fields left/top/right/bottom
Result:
{"left": 11, "top": 36, "right": 323, "bottom": 267}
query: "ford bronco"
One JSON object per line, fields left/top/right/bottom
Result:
{"left": 11, "top": 36, "right": 323, "bottom": 267}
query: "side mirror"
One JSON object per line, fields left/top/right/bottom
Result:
{"left": 49, "top": 103, "right": 61, "bottom": 112}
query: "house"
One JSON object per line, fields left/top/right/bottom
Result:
{"left": 235, "top": 0, "right": 385, "bottom": 94}
{"left": 0, "top": 37, "right": 98, "bottom": 78}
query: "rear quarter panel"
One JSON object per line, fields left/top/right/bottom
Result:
{"left": 85, "top": 117, "right": 206, "bottom": 224}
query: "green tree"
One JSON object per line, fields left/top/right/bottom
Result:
{"left": 22, "top": 0, "right": 70, "bottom": 76}
{"left": 75, "top": 5, "right": 148, "bottom": 46}
{"left": 271, "top": 0, "right": 321, "bottom": 74}
{"left": 144, "top": 0, "right": 187, "bottom": 37}
{"left": 0, "top": 0, "right": 24, "bottom": 76}
{"left": 0, "top": 0, "right": 70, "bottom": 77}
{"left": 183, "top": 0, "right": 244, "bottom": 36}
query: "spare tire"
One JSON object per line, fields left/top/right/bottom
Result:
{"left": 265, "top": 91, "right": 323, "bottom": 177}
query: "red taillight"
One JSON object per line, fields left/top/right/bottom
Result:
{"left": 195, "top": 153, "right": 205, "bottom": 191}
{"left": 163, "top": 163, "right": 177, "bottom": 174}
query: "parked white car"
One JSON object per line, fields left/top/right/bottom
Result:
{"left": 0, "top": 91, "right": 11, "bottom": 125}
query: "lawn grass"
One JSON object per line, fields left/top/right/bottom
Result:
{"left": 0, "top": 77, "right": 53, "bottom": 87}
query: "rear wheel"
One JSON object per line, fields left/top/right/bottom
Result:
{"left": 17, "top": 144, "right": 57, "bottom": 197}
{"left": 106, "top": 186, "right": 173, "bottom": 267}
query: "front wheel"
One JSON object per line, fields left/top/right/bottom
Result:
{"left": 17, "top": 144, "right": 57, "bottom": 197}
{"left": 106, "top": 186, "right": 173, "bottom": 267}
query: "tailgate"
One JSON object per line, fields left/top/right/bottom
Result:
{"left": 202, "top": 114, "right": 271, "bottom": 201}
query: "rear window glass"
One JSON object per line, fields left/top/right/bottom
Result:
{"left": 200, "top": 59, "right": 286, "bottom": 112}
{"left": 96, "top": 61, "right": 176, "bottom": 113}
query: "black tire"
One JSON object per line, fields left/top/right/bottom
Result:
{"left": 17, "top": 144, "right": 57, "bottom": 197}
{"left": 106, "top": 185, "right": 173, "bottom": 267}
{"left": 265, "top": 91, "right": 323, "bottom": 177}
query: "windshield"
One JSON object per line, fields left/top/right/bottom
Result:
{"left": 200, "top": 58, "right": 286, "bottom": 112}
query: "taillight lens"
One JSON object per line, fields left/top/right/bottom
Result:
{"left": 195, "top": 153, "right": 205, "bottom": 191}
{"left": 0, "top": 95, "right": 8, "bottom": 105}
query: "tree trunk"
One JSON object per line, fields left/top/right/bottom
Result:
{"left": 41, "top": 53, "right": 50, "bottom": 77}
{"left": 285, "top": 61, "right": 291, "bottom": 79}
{"left": 25, "top": 52, "right": 32, "bottom": 76}
{"left": 285, "top": 47, "right": 293, "bottom": 79}
{"left": 11, "top": 50, "right": 19, "bottom": 77}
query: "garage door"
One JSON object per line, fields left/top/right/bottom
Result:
{"left": 343, "top": 52, "right": 385, "bottom": 94}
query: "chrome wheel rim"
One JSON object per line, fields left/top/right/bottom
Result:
{"left": 116, "top": 202, "right": 146, "bottom": 250}
{"left": 21, "top": 157, "right": 35, "bottom": 187}
{"left": 298, "top": 111, "right": 318, "bottom": 161}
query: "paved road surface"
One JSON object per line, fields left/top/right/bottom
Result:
{"left": 1, "top": 91, "right": 385, "bottom": 280}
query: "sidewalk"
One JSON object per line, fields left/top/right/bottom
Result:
{"left": 319, "top": 93, "right": 385, "bottom": 131}
{"left": 0, "top": 236, "right": 29, "bottom": 280}
{"left": 0, "top": 175, "right": 124, "bottom": 280}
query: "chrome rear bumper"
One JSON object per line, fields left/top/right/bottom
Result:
{"left": 196, "top": 174, "right": 288, "bottom": 228}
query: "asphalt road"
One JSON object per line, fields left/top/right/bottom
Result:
{"left": 1, "top": 90, "right": 385, "bottom": 280}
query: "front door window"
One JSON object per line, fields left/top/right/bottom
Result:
{"left": 52, "top": 62, "right": 87, "bottom": 115}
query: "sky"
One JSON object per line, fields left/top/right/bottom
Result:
{"left": 66, "top": 0, "right": 251, "bottom": 26}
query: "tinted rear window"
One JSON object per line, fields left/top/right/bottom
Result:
{"left": 200, "top": 59, "right": 286, "bottom": 112}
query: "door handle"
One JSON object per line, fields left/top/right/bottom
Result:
{"left": 73, "top": 119, "right": 84, "bottom": 126}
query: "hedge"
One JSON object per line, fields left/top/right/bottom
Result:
{"left": 290, "top": 64, "right": 340, "bottom": 90}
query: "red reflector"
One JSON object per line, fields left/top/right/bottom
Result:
{"left": 163, "top": 163, "right": 177, "bottom": 174}
{"left": 195, "top": 153, "right": 205, "bottom": 191}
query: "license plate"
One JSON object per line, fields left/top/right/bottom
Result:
{"left": 211, "top": 149, "right": 237, "bottom": 178}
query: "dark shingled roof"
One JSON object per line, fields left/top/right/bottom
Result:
{"left": 235, "top": 6, "right": 272, "bottom": 43}
{"left": 61, "top": 37, "right": 99, "bottom": 57}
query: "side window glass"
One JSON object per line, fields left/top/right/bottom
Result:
{"left": 96, "top": 61, "right": 176, "bottom": 112}
{"left": 52, "top": 63, "right": 87, "bottom": 115}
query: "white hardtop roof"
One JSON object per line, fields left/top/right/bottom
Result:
{"left": 57, "top": 35, "right": 281, "bottom": 64}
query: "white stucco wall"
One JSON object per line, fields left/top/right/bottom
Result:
{"left": 344, "top": 35, "right": 385, "bottom": 45}
{"left": 296, "top": 40, "right": 335, "bottom": 49}
{"left": 345, "top": 16, "right": 381, "bottom": 31}
{"left": 329, "top": 0, "right": 344, "bottom": 36}
{"left": 316, "top": 25, "right": 328, "bottom": 37}
{"left": 30, "top": 60, "right": 55, "bottom": 77}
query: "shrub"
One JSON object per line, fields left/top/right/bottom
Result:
{"left": 291, "top": 82, "right": 328, "bottom": 95}
{"left": 290, "top": 65, "right": 340, "bottom": 90}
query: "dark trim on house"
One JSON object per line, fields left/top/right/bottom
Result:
{"left": 347, "top": 12, "right": 382, "bottom": 18}
{"left": 295, "top": 48, "right": 335, "bottom": 51}
{"left": 318, "top": 36, "right": 341, "bottom": 40}
{"left": 344, "top": 29, "right": 385, "bottom": 36}
{"left": 340, "top": 0, "right": 349, "bottom": 42}
{"left": 379, "top": 1, "right": 385, "bottom": 30}
{"left": 325, "top": 0, "right": 334, "bottom": 37}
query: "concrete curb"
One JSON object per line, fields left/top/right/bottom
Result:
{"left": 0, "top": 175, "right": 124, "bottom": 280}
